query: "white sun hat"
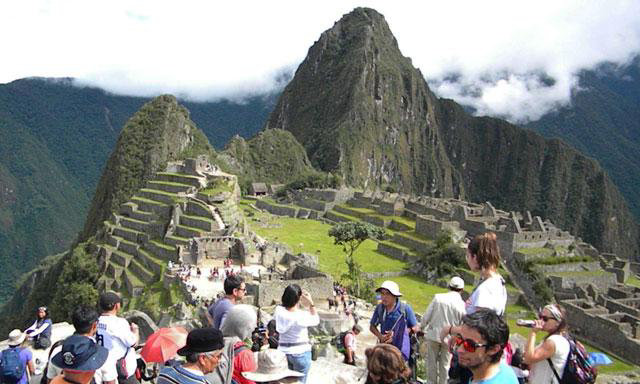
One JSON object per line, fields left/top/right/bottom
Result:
{"left": 8, "top": 329, "right": 26, "bottom": 347}
{"left": 375, "top": 280, "right": 402, "bottom": 296}
{"left": 449, "top": 276, "right": 465, "bottom": 290}
{"left": 242, "top": 349, "right": 304, "bottom": 382}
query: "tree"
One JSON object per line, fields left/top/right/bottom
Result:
{"left": 51, "top": 244, "right": 100, "bottom": 320}
{"left": 328, "top": 222, "right": 386, "bottom": 298}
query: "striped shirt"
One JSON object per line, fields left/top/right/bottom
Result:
{"left": 157, "top": 365, "right": 209, "bottom": 384}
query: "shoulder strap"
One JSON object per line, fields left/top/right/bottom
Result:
{"left": 375, "top": 304, "right": 384, "bottom": 324}
{"left": 547, "top": 358, "right": 562, "bottom": 383}
{"left": 233, "top": 343, "right": 248, "bottom": 354}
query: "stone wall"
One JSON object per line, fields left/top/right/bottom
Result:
{"left": 533, "top": 262, "right": 601, "bottom": 274}
{"left": 363, "top": 215, "right": 389, "bottom": 228}
{"left": 392, "top": 234, "right": 431, "bottom": 254}
{"left": 296, "top": 197, "right": 331, "bottom": 212}
{"left": 549, "top": 272, "right": 617, "bottom": 290}
{"left": 563, "top": 299, "right": 640, "bottom": 365}
{"left": 254, "top": 276, "right": 334, "bottom": 307}
{"left": 376, "top": 242, "right": 415, "bottom": 262}
{"left": 255, "top": 199, "right": 298, "bottom": 217}
{"left": 415, "top": 215, "right": 461, "bottom": 240}
{"left": 325, "top": 211, "right": 355, "bottom": 223}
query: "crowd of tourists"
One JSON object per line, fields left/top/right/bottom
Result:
{"left": 0, "top": 232, "right": 594, "bottom": 384}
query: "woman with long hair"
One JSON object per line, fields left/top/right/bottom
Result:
{"left": 365, "top": 344, "right": 416, "bottom": 384}
{"left": 274, "top": 284, "right": 319, "bottom": 384}
{"left": 25, "top": 306, "right": 52, "bottom": 349}
{"left": 521, "top": 304, "right": 570, "bottom": 384}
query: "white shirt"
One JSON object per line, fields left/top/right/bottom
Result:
{"left": 46, "top": 337, "right": 118, "bottom": 383}
{"left": 98, "top": 315, "right": 138, "bottom": 378}
{"left": 421, "top": 291, "right": 466, "bottom": 342}
{"left": 466, "top": 275, "right": 507, "bottom": 316}
{"left": 529, "top": 335, "right": 570, "bottom": 384}
{"left": 274, "top": 306, "right": 319, "bottom": 354}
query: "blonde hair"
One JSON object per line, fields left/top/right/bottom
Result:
{"left": 468, "top": 232, "right": 501, "bottom": 270}
{"left": 365, "top": 344, "right": 411, "bottom": 383}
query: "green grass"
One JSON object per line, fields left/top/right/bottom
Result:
{"left": 181, "top": 213, "right": 215, "bottom": 224}
{"left": 149, "top": 239, "right": 176, "bottom": 251}
{"left": 148, "top": 180, "right": 192, "bottom": 188}
{"left": 156, "top": 172, "right": 201, "bottom": 180}
{"left": 251, "top": 215, "right": 405, "bottom": 277}
{"left": 516, "top": 247, "right": 554, "bottom": 256}
{"left": 626, "top": 276, "right": 640, "bottom": 288}
{"left": 140, "top": 188, "right": 179, "bottom": 197}
{"left": 132, "top": 196, "right": 169, "bottom": 206}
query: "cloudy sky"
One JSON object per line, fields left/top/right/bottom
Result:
{"left": 2, "top": 0, "right": 640, "bottom": 122}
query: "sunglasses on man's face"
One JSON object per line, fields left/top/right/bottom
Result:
{"left": 453, "top": 334, "right": 489, "bottom": 353}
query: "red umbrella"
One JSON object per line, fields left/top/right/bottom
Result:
{"left": 140, "top": 327, "right": 188, "bottom": 363}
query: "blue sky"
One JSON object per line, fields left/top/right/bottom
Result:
{"left": 2, "top": 0, "right": 640, "bottom": 122}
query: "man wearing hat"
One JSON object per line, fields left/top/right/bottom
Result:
{"left": 50, "top": 335, "right": 109, "bottom": 384}
{"left": 157, "top": 328, "right": 225, "bottom": 384}
{"left": 369, "top": 280, "right": 420, "bottom": 361}
{"left": 97, "top": 292, "right": 139, "bottom": 384}
{"left": 242, "top": 349, "right": 304, "bottom": 384}
{"left": 420, "top": 276, "right": 467, "bottom": 384}
{"left": 0, "top": 330, "right": 33, "bottom": 384}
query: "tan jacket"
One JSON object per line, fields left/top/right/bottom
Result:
{"left": 420, "top": 291, "right": 465, "bottom": 342}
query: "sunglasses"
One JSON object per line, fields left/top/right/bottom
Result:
{"left": 539, "top": 315, "right": 553, "bottom": 322}
{"left": 453, "top": 334, "right": 489, "bottom": 353}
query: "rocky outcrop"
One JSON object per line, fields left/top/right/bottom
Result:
{"left": 265, "top": 7, "right": 639, "bottom": 259}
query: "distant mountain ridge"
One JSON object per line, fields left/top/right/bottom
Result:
{"left": 0, "top": 78, "right": 275, "bottom": 302}
{"left": 265, "top": 7, "right": 639, "bottom": 259}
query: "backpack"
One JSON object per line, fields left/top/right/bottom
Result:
{"left": 333, "top": 331, "right": 350, "bottom": 353}
{"left": 548, "top": 335, "right": 597, "bottom": 384}
{"left": 0, "top": 347, "right": 25, "bottom": 383}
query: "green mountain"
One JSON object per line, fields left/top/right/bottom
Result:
{"left": 0, "top": 95, "right": 218, "bottom": 330}
{"left": 0, "top": 78, "right": 274, "bottom": 302}
{"left": 527, "top": 58, "right": 640, "bottom": 219}
{"left": 265, "top": 7, "right": 639, "bottom": 259}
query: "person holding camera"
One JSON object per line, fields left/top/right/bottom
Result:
{"left": 274, "top": 285, "right": 319, "bottom": 384}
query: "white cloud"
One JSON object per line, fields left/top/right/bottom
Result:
{"left": 2, "top": 0, "right": 640, "bottom": 122}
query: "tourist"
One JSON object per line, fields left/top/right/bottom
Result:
{"left": 440, "top": 233, "right": 507, "bottom": 382}
{"left": 420, "top": 276, "right": 466, "bottom": 384}
{"left": 242, "top": 349, "right": 304, "bottom": 384}
{"left": 217, "top": 305, "right": 258, "bottom": 384}
{"left": 49, "top": 335, "right": 109, "bottom": 384}
{"left": 454, "top": 309, "right": 518, "bottom": 383}
{"left": 267, "top": 320, "right": 279, "bottom": 349}
{"left": 47, "top": 305, "right": 117, "bottom": 384}
{"left": 365, "top": 344, "right": 416, "bottom": 384}
{"left": 342, "top": 324, "right": 363, "bottom": 366}
{"left": 274, "top": 284, "right": 319, "bottom": 383}
{"left": 97, "top": 292, "right": 140, "bottom": 384}
{"left": 207, "top": 275, "right": 246, "bottom": 329}
{"left": 157, "top": 328, "right": 225, "bottom": 384}
{"left": 24, "top": 306, "right": 53, "bottom": 349}
{"left": 1, "top": 329, "right": 33, "bottom": 384}
{"left": 521, "top": 304, "right": 570, "bottom": 384}
{"left": 369, "top": 280, "right": 420, "bottom": 361}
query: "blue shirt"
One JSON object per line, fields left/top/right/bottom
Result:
{"left": 208, "top": 298, "right": 233, "bottom": 330}
{"left": 1, "top": 347, "right": 32, "bottom": 384}
{"left": 370, "top": 300, "right": 417, "bottom": 360}
{"left": 469, "top": 363, "right": 519, "bottom": 383}
{"left": 157, "top": 365, "right": 208, "bottom": 384}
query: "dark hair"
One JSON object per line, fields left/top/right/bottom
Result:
{"left": 99, "top": 292, "right": 122, "bottom": 312}
{"left": 461, "top": 308, "right": 509, "bottom": 363}
{"left": 468, "top": 232, "right": 501, "bottom": 270}
{"left": 365, "top": 344, "right": 411, "bottom": 383}
{"left": 37, "top": 306, "right": 50, "bottom": 319}
{"left": 281, "top": 284, "right": 302, "bottom": 309}
{"left": 71, "top": 305, "right": 99, "bottom": 335}
{"left": 267, "top": 319, "right": 277, "bottom": 335}
{"left": 223, "top": 275, "right": 244, "bottom": 295}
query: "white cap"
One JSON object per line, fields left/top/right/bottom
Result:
{"left": 449, "top": 276, "right": 465, "bottom": 290}
{"left": 376, "top": 280, "right": 402, "bottom": 296}
{"left": 242, "top": 349, "right": 304, "bottom": 381}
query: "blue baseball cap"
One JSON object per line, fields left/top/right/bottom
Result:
{"left": 52, "top": 335, "right": 109, "bottom": 372}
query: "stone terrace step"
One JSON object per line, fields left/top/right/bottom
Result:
{"left": 106, "top": 262, "right": 124, "bottom": 279}
{"left": 325, "top": 210, "right": 358, "bottom": 223}
{"left": 123, "top": 270, "right": 144, "bottom": 296}
{"left": 137, "top": 248, "right": 165, "bottom": 276}
{"left": 155, "top": 172, "right": 203, "bottom": 188}
{"left": 113, "top": 225, "right": 144, "bottom": 243}
{"left": 392, "top": 232, "right": 432, "bottom": 254}
{"left": 147, "top": 180, "right": 194, "bottom": 194}
{"left": 179, "top": 214, "right": 214, "bottom": 232}
{"left": 119, "top": 202, "right": 157, "bottom": 223}
{"left": 165, "top": 235, "right": 190, "bottom": 247}
{"left": 128, "top": 258, "right": 156, "bottom": 284}
{"left": 119, "top": 215, "right": 150, "bottom": 233}
{"left": 333, "top": 204, "right": 371, "bottom": 219}
{"left": 175, "top": 224, "right": 203, "bottom": 238}
{"left": 377, "top": 241, "right": 418, "bottom": 262}
{"left": 138, "top": 189, "right": 181, "bottom": 206}
{"left": 145, "top": 240, "right": 178, "bottom": 262}
{"left": 185, "top": 200, "right": 213, "bottom": 218}
{"left": 131, "top": 196, "right": 172, "bottom": 217}
{"left": 110, "top": 235, "right": 139, "bottom": 255}
{"left": 97, "top": 277, "right": 115, "bottom": 292}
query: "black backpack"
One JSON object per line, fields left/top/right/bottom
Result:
{"left": 0, "top": 347, "right": 25, "bottom": 383}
